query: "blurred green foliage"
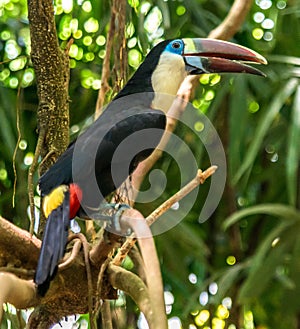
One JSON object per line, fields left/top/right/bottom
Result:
{"left": 1, "top": 0, "right": 300, "bottom": 328}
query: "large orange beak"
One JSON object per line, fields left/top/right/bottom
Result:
{"left": 183, "top": 38, "right": 267, "bottom": 76}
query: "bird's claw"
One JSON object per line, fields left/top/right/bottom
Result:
{"left": 111, "top": 203, "right": 131, "bottom": 233}
{"left": 91, "top": 203, "right": 131, "bottom": 234}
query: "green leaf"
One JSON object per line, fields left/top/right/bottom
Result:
{"left": 223, "top": 203, "right": 300, "bottom": 230}
{"left": 286, "top": 85, "right": 300, "bottom": 206}
{"left": 232, "top": 78, "right": 299, "bottom": 184}
{"left": 213, "top": 263, "right": 247, "bottom": 304}
{"left": 281, "top": 236, "right": 300, "bottom": 313}
{"left": 267, "top": 55, "right": 300, "bottom": 66}
{"left": 229, "top": 76, "right": 248, "bottom": 178}
{"left": 238, "top": 224, "right": 299, "bottom": 303}
{"left": 158, "top": 0, "right": 171, "bottom": 29}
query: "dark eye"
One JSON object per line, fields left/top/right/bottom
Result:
{"left": 172, "top": 41, "right": 181, "bottom": 49}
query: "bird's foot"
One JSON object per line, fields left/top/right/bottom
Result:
{"left": 110, "top": 203, "right": 131, "bottom": 233}
{"left": 91, "top": 203, "right": 131, "bottom": 234}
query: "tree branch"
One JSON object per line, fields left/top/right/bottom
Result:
{"left": 101, "top": 300, "right": 113, "bottom": 329}
{"left": 27, "top": 0, "right": 70, "bottom": 236}
{"left": 95, "top": 0, "right": 127, "bottom": 118}
{"left": 107, "top": 264, "right": 152, "bottom": 325}
{"left": 112, "top": 167, "right": 217, "bottom": 266}
{"left": 0, "top": 273, "right": 38, "bottom": 323}
{"left": 208, "top": 0, "right": 254, "bottom": 40}
{"left": 0, "top": 216, "right": 40, "bottom": 270}
{"left": 118, "top": 208, "right": 167, "bottom": 329}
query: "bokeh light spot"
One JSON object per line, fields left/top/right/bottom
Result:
{"left": 217, "top": 305, "right": 229, "bottom": 320}
{"left": 83, "top": 36, "right": 93, "bottom": 46}
{"left": 9, "top": 77, "right": 18, "bottom": 88}
{"left": 9, "top": 57, "right": 27, "bottom": 71}
{"left": 253, "top": 11, "right": 265, "bottom": 23}
{"left": 195, "top": 310, "right": 210, "bottom": 326}
{"left": 263, "top": 31, "right": 273, "bottom": 41}
{"left": 194, "top": 121, "right": 204, "bottom": 132}
{"left": 0, "top": 169, "right": 8, "bottom": 181}
{"left": 199, "top": 291, "right": 208, "bottom": 306}
{"left": 208, "top": 282, "right": 218, "bottom": 295}
{"left": 248, "top": 101, "right": 260, "bottom": 113}
{"left": 96, "top": 35, "right": 106, "bottom": 46}
{"left": 277, "top": 0, "right": 286, "bottom": 9}
{"left": 69, "top": 44, "right": 78, "bottom": 58}
{"left": 127, "top": 37, "right": 137, "bottom": 48}
{"left": 204, "top": 90, "right": 215, "bottom": 101}
{"left": 176, "top": 5, "right": 186, "bottom": 16}
{"left": 128, "top": 49, "right": 142, "bottom": 68}
{"left": 82, "top": 1, "right": 92, "bottom": 12}
{"left": 226, "top": 255, "right": 236, "bottom": 266}
{"left": 24, "top": 152, "right": 34, "bottom": 166}
{"left": 222, "top": 297, "right": 232, "bottom": 309}
{"left": 200, "top": 74, "right": 210, "bottom": 85}
{"left": 73, "top": 30, "right": 83, "bottom": 39}
{"left": 1, "top": 30, "right": 11, "bottom": 41}
{"left": 19, "top": 139, "right": 27, "bottom": 150}
{"left": 252, "top": 28, "right": 264, "bottom": 40}
{"left": 259, "top": 0, "right": 272, "bottom": 10}
{"left": 84, "top": 17, "right": 99, "bottom": 33}
{"left": 262, "top": 18, "right": 274, "bottom": 29}
{"left": 188, "top": 273, "right": 197, "bottom": 284}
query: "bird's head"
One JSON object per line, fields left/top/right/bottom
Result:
{"left": 149, "top": 38, "right": 266, "bottom": 112}
{"left": 167, "top": 38, "right": 267, "bottom": 75}
{"left": 117, "top": 38, "right": 267, "bottom": 112}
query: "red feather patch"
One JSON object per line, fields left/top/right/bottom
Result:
{"left": 69, "top": 183, "right": 83, "bottom": 219}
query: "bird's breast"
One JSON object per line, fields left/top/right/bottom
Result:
{"left": 151, "top": 52, "right": 187, "bottom": 112}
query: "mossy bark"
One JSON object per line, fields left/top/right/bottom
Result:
{"left": 27, "top": 0, "right": 70, "bottom": 235}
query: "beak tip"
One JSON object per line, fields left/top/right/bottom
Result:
{"left": 253, "top": 53, "right": 268, "bottom": 65}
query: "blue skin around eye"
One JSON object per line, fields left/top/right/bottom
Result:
{"left": 164, "top": 39, "right": 184, "bottom": 55}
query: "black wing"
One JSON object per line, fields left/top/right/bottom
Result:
{"left": 35, "top": 189, "right": 70, "bottom": 296}
{"left": 39, "top": 97, "right": 166, "bottom": 205}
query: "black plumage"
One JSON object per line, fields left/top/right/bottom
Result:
{"left": 36, "top": 43, "right": 168, "bottom": 294}
{"left": 35, "top": 189, "right": 70, "bottom": 295}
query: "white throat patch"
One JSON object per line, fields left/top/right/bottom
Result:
{"left": 151, "top": 52, "right": 187, "bottom": 113}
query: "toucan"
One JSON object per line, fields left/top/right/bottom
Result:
{"left": 35, "top": 38, "right": 266, "bottom": 295}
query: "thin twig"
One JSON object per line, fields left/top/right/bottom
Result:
{"left": 94, "top": 4, "right": 115, "bottom": 118}
{"left": 28, "top": 128, "right": 46, "bottom": 235}
{"left": 58, "top": 239, "right": 82, "bottom": 270}
{"left": 92, "top": 258, "right": 111, "bottom": 327}
{"left": 97, "top": 258, "right": 111, "bottom": 301}
{"left": 147, "top": 166, "right": 218, "bottom": 226}
{"left": 112, "top": 166, "right": 217, "bottom": 266}
{"left": 12, "top": 82, "right": 23, "bottom": 208}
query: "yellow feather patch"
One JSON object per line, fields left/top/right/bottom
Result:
{"left": 43, "top": 185, "right": 69, "bottom": 218}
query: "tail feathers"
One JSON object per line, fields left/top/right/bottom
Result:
{"left": 35, "top": 190, "right": 70, "bottom": 296}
